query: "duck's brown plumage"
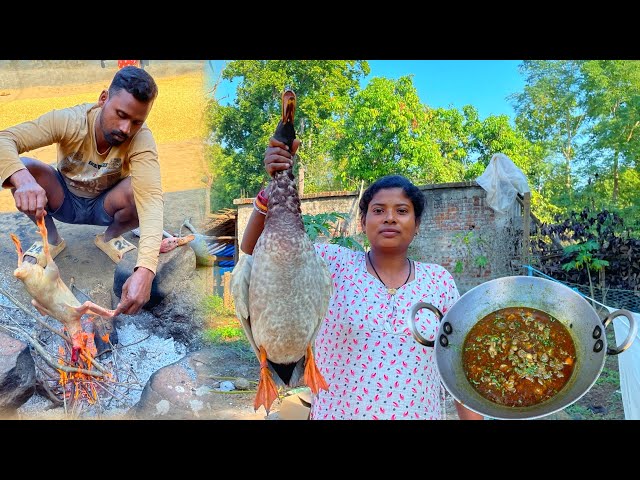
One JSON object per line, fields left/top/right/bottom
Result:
{"left": 231, "top": 89, "right": 332, "bottom": 412}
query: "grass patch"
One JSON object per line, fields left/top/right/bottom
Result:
{"left": 204, "top": 324, "right": 245, "bottom": 343}
{"left": 202, "top": 324, "right": 254, "bottom": 362}
{"left": 565, "top": 403, "right": 592, "bottom": 419}
{"left": 201, "top": 295, "right": 251, "bottom": 352}
{"left": 597, "top": 366, "right": 620, "bottom": 385}
{"left": 200, "top": 295, "right": 235, "bottom": 317}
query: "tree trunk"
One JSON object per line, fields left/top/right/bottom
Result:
{"left": 565, "top": 155, "right": 572, "bottom": 200}
{"left": 613, "top": 150, "right": 619, "bottom": 203}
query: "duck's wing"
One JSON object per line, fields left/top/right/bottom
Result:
{"left": 230, "top": 253, "right": 260, "bottom": 359}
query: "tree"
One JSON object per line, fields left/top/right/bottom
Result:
{"left": 463, "top": 108, "right": 544, "bottom": 189}
{"left": 581, "top": 60, "right": 640, "bottom": 204}
{"left": 206, "top": 60, "right": 369, "bottom": 208}
{"left": 509, "top": 60, "right": 587, "bottom": 208}
{"left": 333, "top": 76, "right": 465, "bottom": 187}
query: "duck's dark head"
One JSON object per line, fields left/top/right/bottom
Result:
{"left": 274, "top": 88, "right": 296, "bottom": 152}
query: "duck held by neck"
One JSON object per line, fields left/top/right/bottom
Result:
{"left": 265, "top": 88, "right": 303, "bottom": 232}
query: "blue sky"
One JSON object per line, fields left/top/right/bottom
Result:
{"left": 366, "top": 60, "right": 524, "bottom": 120}
{"left": 206, "top": 60, "right": 524, "bottom": 121}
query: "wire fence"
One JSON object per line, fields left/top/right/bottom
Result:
{"left": 522, "top": 265, "right": 640, "bottom": 313}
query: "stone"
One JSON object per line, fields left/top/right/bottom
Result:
{"left": 113, "top": 243, "right": 196, "bottom": 310}
{"left": 234, "top": 377, "right": 252, "bottom": 390}
{"left": 0, "top": 332, "right": 36, "bottom": 417}
{"left": 132, "top": 345, "right": 266, "bottom": 420}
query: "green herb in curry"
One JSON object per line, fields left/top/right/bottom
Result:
{"left": 462, "top": 307, "right": 576, "bottom": 407}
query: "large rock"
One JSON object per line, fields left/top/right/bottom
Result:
{"left": 132, "top": 345, "right": 264, "bottom": 420}
{"left": 147, "top": 288, "right": 205, "bottom": 348}
{"left": 0, "top": 332, "right": 36, "bottom": 417}
{"left": 112, "top": 249, "right": 208, "bottom": 348}
{"left": 131, "top": 356, "right": 202, "bottom": 420}
{"left": 113, "top": 243, "right": 196, "bottom": 310}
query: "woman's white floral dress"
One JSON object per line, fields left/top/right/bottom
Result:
{"left": 311, "top": 244, "right": 461, "bottom": 420}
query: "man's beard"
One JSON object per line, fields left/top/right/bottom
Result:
{"left": 103, "top": 130, "right": 128, "bottom": 146}
{"left": 100, "top": 114, "right": 128, "bottom": 146}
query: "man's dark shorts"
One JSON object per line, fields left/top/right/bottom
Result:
{"left": 46, "top": 169, "right": 115, "bottom": 226}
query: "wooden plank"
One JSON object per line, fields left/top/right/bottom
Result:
{"left": 523, "top": 191, "right": 531, "bottom": 265}
{"left": 223, "top": 271, "right": 233, "bottom": 309}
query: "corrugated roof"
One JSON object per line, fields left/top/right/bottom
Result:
{"left": 204, "top": 208, "right": 236, "bottom": 238}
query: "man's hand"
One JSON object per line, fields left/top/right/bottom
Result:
{"left": 10, "top": 169, "right": 48, "bottom": 221}
{"left": 115, "top": 267, "right": 155, "bottom": 315}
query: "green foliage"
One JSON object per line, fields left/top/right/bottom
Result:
{"left": 203, "top": 324, "right": 245, "bottom": 343}
{"left": 207, "top": 60, "right": 546, "bottom": 211}
{"left": 561, "top": 239, "right": 610, "bottom": 300}
{"left": 598, "top": 366, "right": 621, "bottom": 385}
{"left": 474, "top": 255, "right": 489, "bottom": 268}
{"left": 510, "top": 60, "right": 640, "bottom": 216}
{"left": 454, "top": 260, "right": 464, "bottom": 275}
{"left": 573, "top": 166, "right": 640, "bottom": 235}
{"left": 302, "top": 212, "right": 345, "bottom": 241}
{"left": 331, "top": 235, "right": 365, "bottom": 252}
{"left": 205, "top": 59, "right": 640, "bottom": 229}
{"left": 510, "top": 61, "right": 587, "bottom": 201}
{"left": 465, "top": 111, "right": 542, "bottom": 183}
{"left": 334, "top": 77, "right": 464, "bottom": 187}
{"left": 563, "top": 357, "right": 623, "bottom": 420}
{"left": 202, "top": 326, "right": 254, "bottom": 361}
{"left": 302, "top": 211, "right": 365, "bottom": 251}
{"left": 530, "top": 189, "right": 564, "bottom": 225}
{"left": 201, "top": 295, "right": 235, "bottom": 317}
{"left": 580, "top": 60, "right": 640, "bottom": 203}
{"left": 562, "top": 240, "right": 610, "bottom": 273}
{"left": 451, "top": 231, "right": 488, "bottom": 275}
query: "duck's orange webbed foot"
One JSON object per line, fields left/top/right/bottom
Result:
{"left": 35, "top": 215, "right": 49, "bottom": 252}
{"left": 303, "top": 343, "right": 328, "bottom": 394}
{"left": 255, "top": 345, "right": 279, "bottom": 413}
{"left": 10, "top": 234, "right": 23, "bottom": 267}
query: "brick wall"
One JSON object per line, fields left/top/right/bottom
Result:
{"left": 234, "top": 181, "right": 525, "bottom": 294}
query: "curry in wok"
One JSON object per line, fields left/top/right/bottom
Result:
{"left": 462, "top": 307, "right": 576, "bottom": 407}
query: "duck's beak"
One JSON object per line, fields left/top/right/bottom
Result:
{"left": 282, "top": 89, "right": 296, "bottom": 125}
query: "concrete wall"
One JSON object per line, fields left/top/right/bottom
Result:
{"left": 234, "top": 181, "right": 525, "bottom": 294}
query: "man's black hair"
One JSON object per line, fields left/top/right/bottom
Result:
{"left": 109, "top": 66, "right": 158, "bottom": 102}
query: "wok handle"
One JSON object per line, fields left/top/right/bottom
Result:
{"left": 408, "top": 302, "right": 443, "bottom": 347}
{"left": 602, "top": 309, "right": 637, "bottom": 356}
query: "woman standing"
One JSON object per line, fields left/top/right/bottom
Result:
{"left": 241, "top": 136, "right": 483, "bottom": 420}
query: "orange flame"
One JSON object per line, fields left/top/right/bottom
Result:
{"left": 56, "top": 330, "right": 104, "bottom": 405}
